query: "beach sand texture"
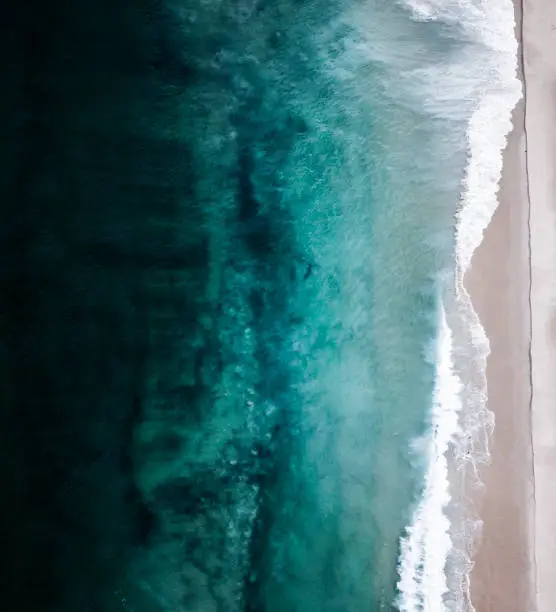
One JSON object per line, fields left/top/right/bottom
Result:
{"left": 467, "top": 0, "right": 556, "bottom": 610}
{"left": 524, "top": 0, "right": 556, "bottom": 610}
{"left": 466, "top": 100, "right": 534, "bottom": 611}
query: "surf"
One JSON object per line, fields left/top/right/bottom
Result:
{"left": 395, "top": 0, "right": 521, "bottom": 610}
{"left": 396, "top": 305, "right": 463, "bottom": 612}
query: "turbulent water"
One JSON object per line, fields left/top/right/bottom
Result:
{"left": 1, "top": 0, "right": 519, "bottom": 611}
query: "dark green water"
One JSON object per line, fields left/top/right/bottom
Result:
{"left": 0, "top": 1, "right": 467, "bottom": 611}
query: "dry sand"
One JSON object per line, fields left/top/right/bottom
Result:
{"left": 466, "top": 0, "right": 556, "bottom": 610}
{"left": 523, "top": 0, "right": 556, "bottom": 610}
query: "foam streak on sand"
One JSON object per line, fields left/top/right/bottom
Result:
{"left": 451, "top": 1, "right": 521, "bottom": 608}
{"left": 396, "top": 0, "right": 521, "bottom": 610}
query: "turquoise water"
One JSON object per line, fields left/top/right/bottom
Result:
{"left": 131, "top": 2, "right": 470, "bottom": 610}
{"left": 1, "top": 0, "right": 519, "bottom": 610}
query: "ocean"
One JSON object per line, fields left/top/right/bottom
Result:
{"left": 0, "top": 0, "right": 520, "bottom": 611}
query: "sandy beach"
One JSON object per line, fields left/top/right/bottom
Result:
{"left": 466, "top": 0, "right": 556, "bottom": 610}
{"left": 523, "top": 0, "right": 556, "bottom": 610}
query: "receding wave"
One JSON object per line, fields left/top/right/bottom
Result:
{"left": 396, "top": 0, "right": 521, "bottom": 610}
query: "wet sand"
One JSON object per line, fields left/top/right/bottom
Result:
{"left": 466, "top": 0, "right": 556, "bottom": 610}
{"left": 465, "top": 92, "right": 535, "bottom": 609}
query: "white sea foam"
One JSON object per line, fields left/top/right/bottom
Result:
{"left": 396, "top": 305, "right": 462, "bottom": 612}
{"left": 396, "top": 0, "right": 521, "bottom": 611}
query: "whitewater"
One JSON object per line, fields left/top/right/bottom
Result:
{"left": 395, "top": 0, "right": 522, "bottom": 611}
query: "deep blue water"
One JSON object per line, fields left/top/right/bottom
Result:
{"left": 0, "top": 1, "right": 478, "bottom": 611}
